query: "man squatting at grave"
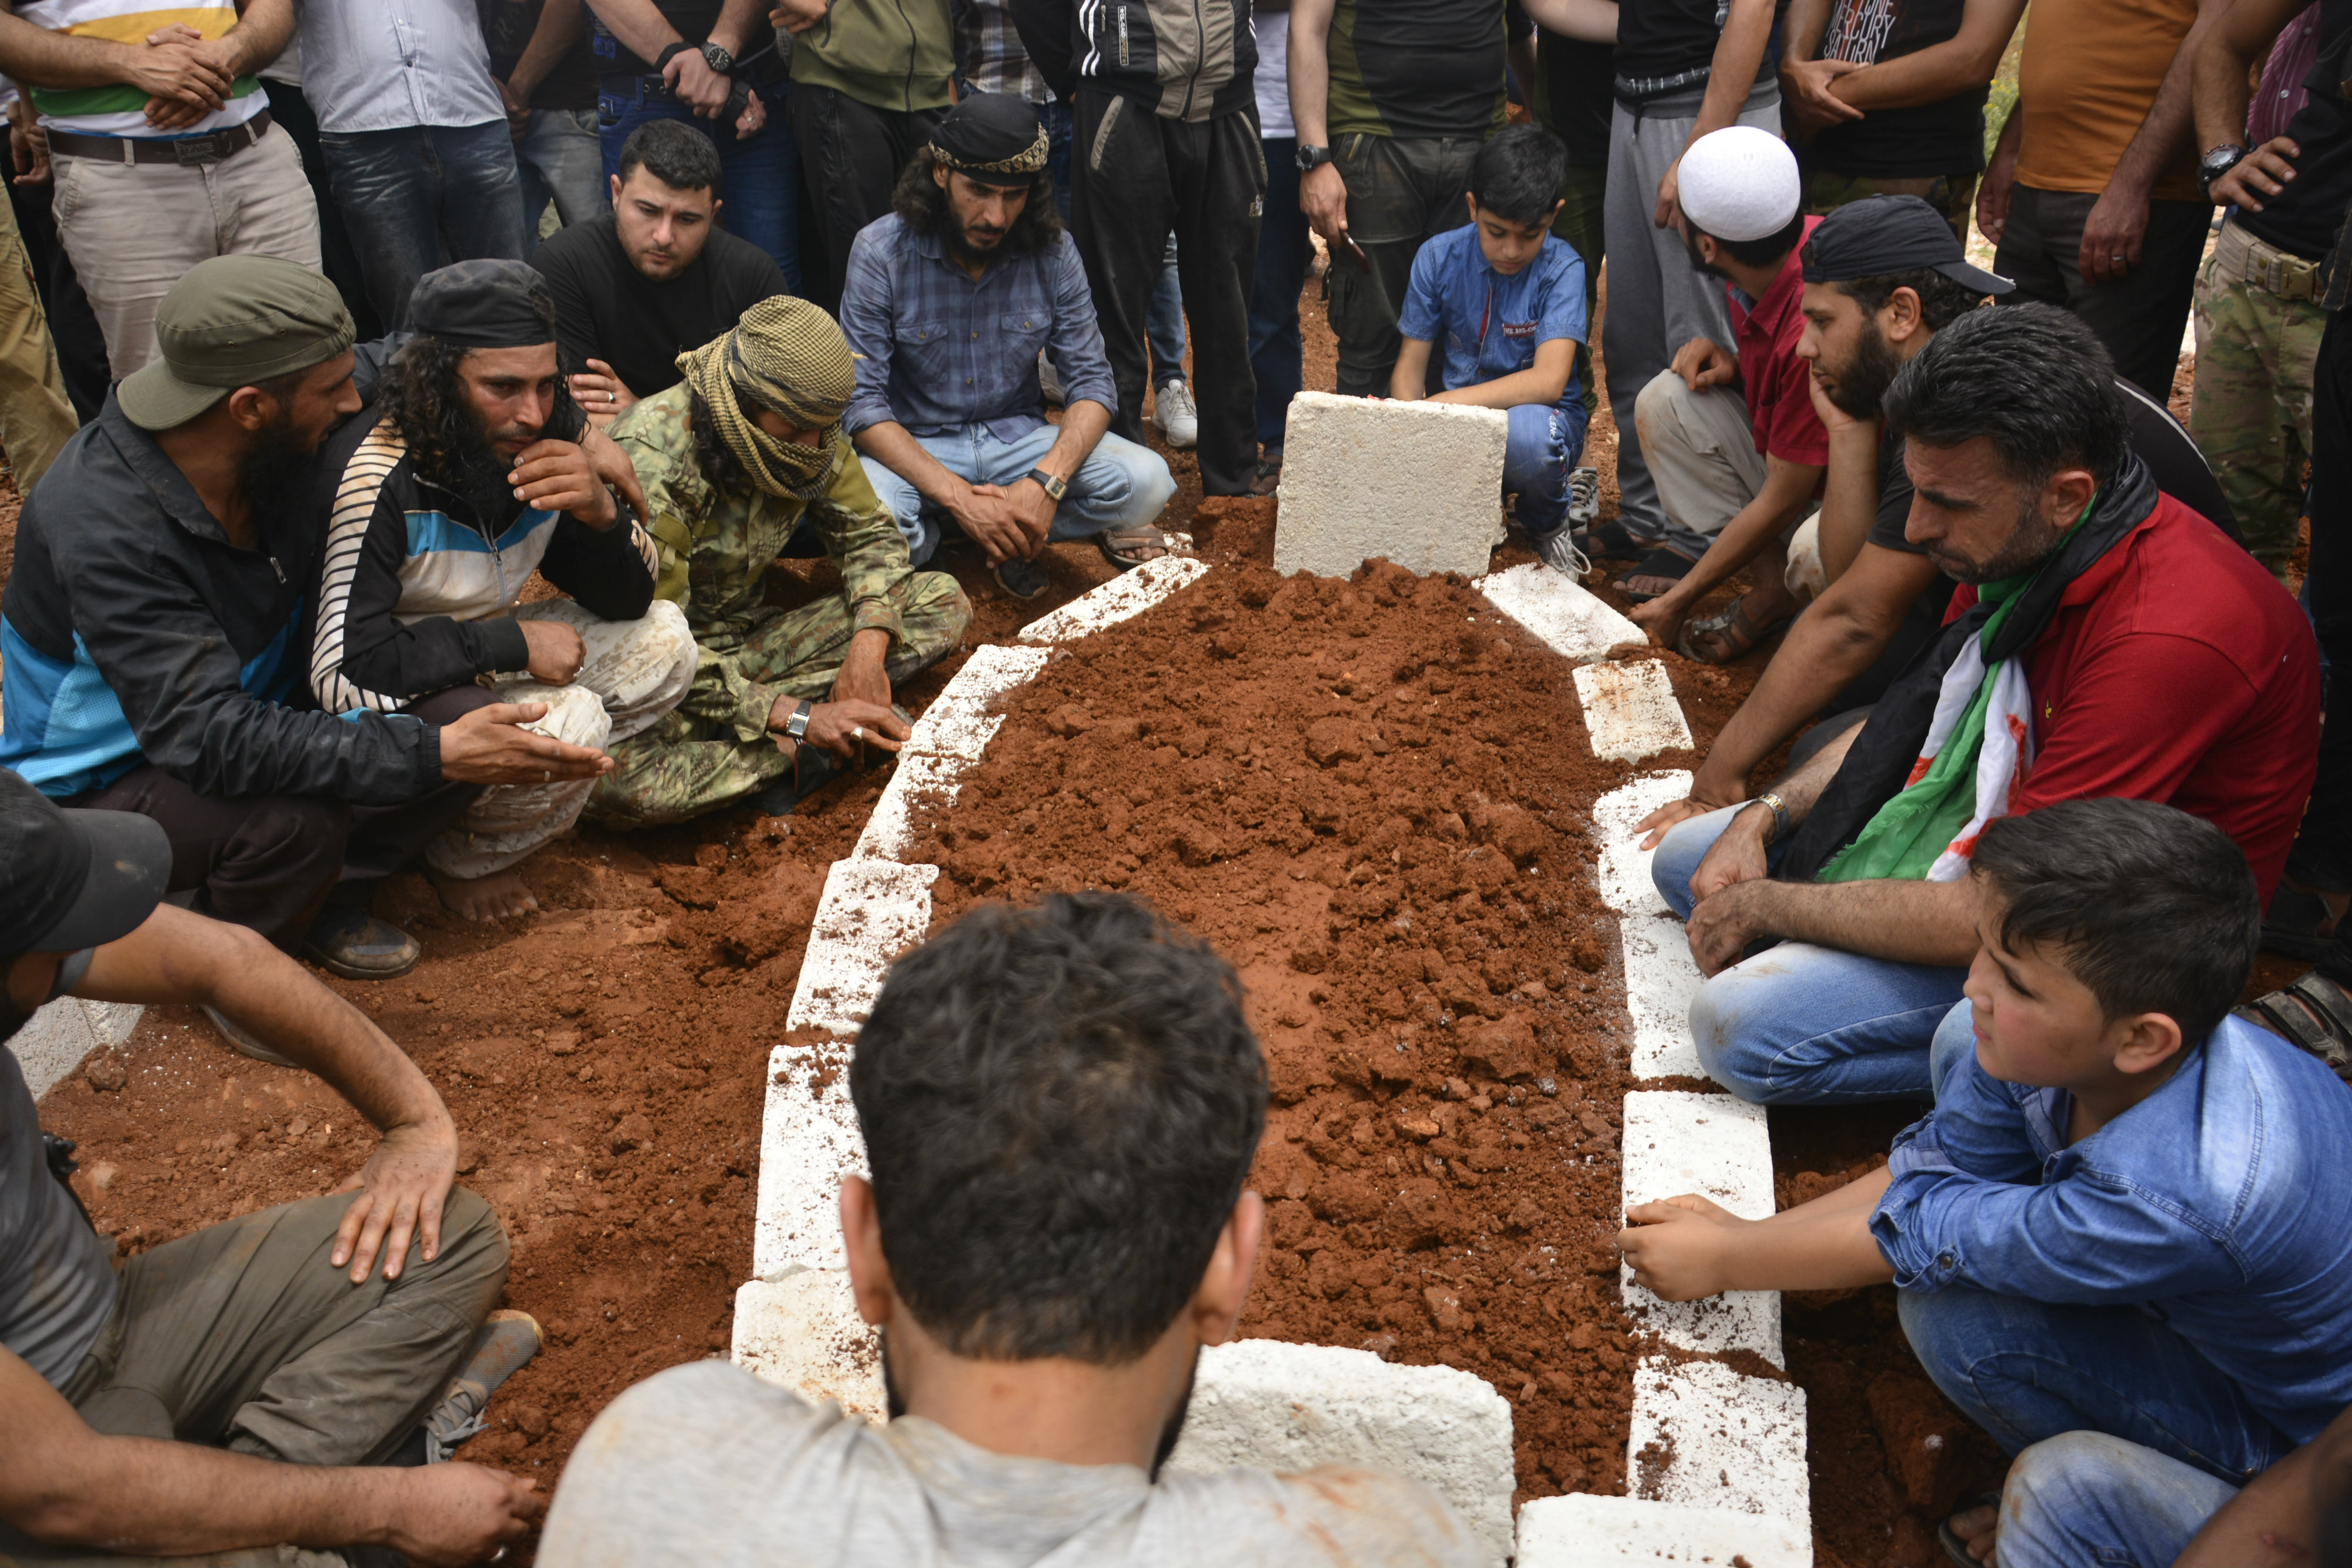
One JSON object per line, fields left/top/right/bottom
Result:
{"left": 0, "top": 771, "right": 547, "bottom": 1564}
{"left": 590, "top": 297, "right": 973, "bottom": 825}
{"left": 306, "top": 259, "right": 697, "bottom": 923}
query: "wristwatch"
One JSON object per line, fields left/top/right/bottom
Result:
{"left": 1746, "top": 791, "right": 1789, "bottom": 845}
{"left": 700, "top": 41, "right": 736, "bottom": 73}
{"left": 2198, "top": 143, "right": 2250, "bottom": 201}
{"left": 1295, "top": 143, "right": 1334, "bottom": 173}
{"left": 784, "top": 698, "right": 812, "bottom": 740}
{"left": 1023, "top": 467, "right": 1068, "bottom": 502}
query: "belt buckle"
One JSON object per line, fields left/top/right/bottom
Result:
{"left": 171, "top": 135, "right": 220, "bottom": 166}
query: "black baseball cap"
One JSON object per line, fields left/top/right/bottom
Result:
{"left": 0, "top": 771, "right": 170, "bottom": 957}
{"left": 1800, "top": 195, "right": 2014, "bottom": 296}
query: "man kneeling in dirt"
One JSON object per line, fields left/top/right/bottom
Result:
{"left": 539, "top": 893, "right": 1482, "bottom": 1566}
{"left": 592, "top": 297, "right": 971, "bottom": 825}
{"left": 0, "top": 771, "right": 543, "bottom": 1565}
{"left": 309, "top": 260, "right": 697, "bottom": 922}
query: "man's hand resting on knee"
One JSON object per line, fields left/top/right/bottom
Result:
{"left": 768, "top": 692, "right": 910, "bottom": 763}
{"left": 438, "top": 701, "right": 611, "bottom": 785}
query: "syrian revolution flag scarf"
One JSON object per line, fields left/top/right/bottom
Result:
{"left": 1775, "top": 451, "right": 2159, "bottom": 887}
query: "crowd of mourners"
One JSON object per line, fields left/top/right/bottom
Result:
{"left": 1, "top": 0, "right": 2351, "bottom": 1562}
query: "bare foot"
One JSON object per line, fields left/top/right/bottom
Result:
{"left": 1621, "top": 571, "right": 1686, "bottom": 597}
{"left": 1945, "top": 1502, "right": 1999, "bottom": 1563}
{"left": 427, "top": 865, "right": 540, "bottom": 921}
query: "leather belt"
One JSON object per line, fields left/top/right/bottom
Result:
{"left": 2214, "top": 212, "right": 2323, "bottom": 303}
{"left": 48, "top": 109, "right": 272, "bottom": 168}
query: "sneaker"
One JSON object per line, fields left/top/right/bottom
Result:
{"left": 1568, "top": 466, "right": 1601, "bottom": 527}
{"left": 995, "top": 554, "right": 1053, "bottom": 599}
{"left": 202, "top": 1005, "right": 298, "bottom": 1068}
{"left": 1152, "top": 380, "right": 1198, "bottom": 449}
{"left": 1038, "top": 351, "right": 1066, "bottom": 407}
{"left": 1529, "top": 524, "right": 1592, "bottom": 580}
{"left": 425, "top": 1309, "right": 543, "bottom": 1463}
{"left": 300, "top": 902, "right": 421, "bottom": 981}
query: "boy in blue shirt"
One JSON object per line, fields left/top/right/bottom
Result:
{"left": 1615, "top": 797, "right": 2352, "bottom": 1566}
{"left": 1390, "top": 126, "right": 1591, "bottom": 577}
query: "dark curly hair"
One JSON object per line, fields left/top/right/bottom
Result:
{"left": 377, "top": 335, "right": 585, "bottom": 509}
{"left": 891, "top": 146, "right": 1062, "bottom": 255}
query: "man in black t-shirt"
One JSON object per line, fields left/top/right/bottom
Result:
{"left": 535, "top": 119, "right": 790, "bottom": 429}
{"left": 2189, "top": 0, "right": 2350, "bottom": 577}
{"left": 1634, "top": 198, "right": 2239, "bottom": 844}
{"left": 479, "top": 0, "right": 609, "bottom": 250}
{"left": 1779, "top": 0, "right": 2026, "bottom": 241}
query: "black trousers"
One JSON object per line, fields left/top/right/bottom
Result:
{"left": 66, "top": 687, "right": 490, "bottom": 947}
{"left": 1992, "top": 186, "right": 2211, "bottom": 402}
{"left": 2291, "top": 307, "right": 2351, "bottom": 895}
{"left": 1071, "top": 91, "right": 1264, "bottom": 497}
{"left": 788, "top": 84, "right": 943, "bottom": 312}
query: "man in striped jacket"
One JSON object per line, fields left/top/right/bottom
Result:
{"left": 308, "top": 259, "right": 694, "bottom": 923}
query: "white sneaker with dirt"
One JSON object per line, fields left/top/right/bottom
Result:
{"left": 1152, "top": 380, "right": 1198, "bottom": 449}
{"left": 425, "top": 1309, "right": 543, "bottom": 1462}
{"left": 1530, "top": 524, "right": 1592, "bottom": 580}
{"left": 1568, "top": 466, "right": 1601, "bottom": 527}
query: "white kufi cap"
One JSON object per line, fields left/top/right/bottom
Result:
{"left": 1677, "top": 126, "right": 1801, "bottom": 242}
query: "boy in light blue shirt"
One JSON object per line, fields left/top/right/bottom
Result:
{"left": 1392, "top": 125, "right": 1590, "bottom": 575}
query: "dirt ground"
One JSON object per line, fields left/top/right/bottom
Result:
{"left": 1, "top": 281, "right": 2297, "bottom": 1564}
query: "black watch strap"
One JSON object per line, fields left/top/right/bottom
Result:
{"left": 701, "top": 41, "right": 736, "bottom": 73}
{"left": 1296, "top": 143, "right": 1333, "bottom": 172}
{"left": 1024, "top": 467, "right": 1068, "bottom": 501}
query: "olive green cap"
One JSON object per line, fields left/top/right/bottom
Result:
{"left": 118, "top": 255, "right": 356, "bottom": 432}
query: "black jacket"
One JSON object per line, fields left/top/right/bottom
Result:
{"left": 1010, "top": 0, "right": 1258, "bottom": 122}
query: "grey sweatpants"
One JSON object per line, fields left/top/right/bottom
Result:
{"left": 0, "top": 1187, "right": 509, "bottom": 1566}
{"left": 1600, "top": 81, "right": 1782, "bottom": 546}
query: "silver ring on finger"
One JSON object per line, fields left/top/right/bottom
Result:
{"left": 542, "top": 770, "right": 550, "bottom": 782}
{"left": 850, "top": 725, "right": 863, "bottom": 740}
{"left": 490, "top": 1550, "right": 510, "bottom": 1564}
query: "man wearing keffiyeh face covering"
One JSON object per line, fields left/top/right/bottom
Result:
{"left": 587, "top": 296, "right": 973, "bottom": 827}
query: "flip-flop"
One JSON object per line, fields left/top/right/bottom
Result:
{"left": 1579, "top": 519, "right": 1643, "bottom": 561}
{"left": 2237, "top": 969, "right": 2352, "bottom": 1080}
{"left": 1936, "top": 1490, "right": 2003, "bottom": 1567}
{"left": 1618, "top": 547, "right": 1693, "bottom": 603}
{"left": 1097, "top": 521, "right": 1180, "bottom": 571}
{"left": 995, "top": 555, "right": 1052, "bottom": 599}
{"left": 1676, "top": 596, "right": 1795, "bottom": 664}
{"left": 2261, "top": 880, "right": 2351, "bottom": 961}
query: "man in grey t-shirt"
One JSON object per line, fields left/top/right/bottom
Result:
{"left": 540, "top": 893, "right": 1482, "bottom": 1567}
{"left": 0, "top": 771, "right": 540, "bottom": 1563}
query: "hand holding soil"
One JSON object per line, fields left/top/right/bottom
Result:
{"left": 438, "top": 702, "right": 612, "bottom": 785}
{"left": 1618, "top": 1193, "right": 1753, "bottom": 1300}
{"left": 387, "top": 1464, "right": 544, "bottom": 1566}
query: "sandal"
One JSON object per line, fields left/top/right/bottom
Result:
{"left": 1618, "top": 546, "right": 1695, "bottom": 604}
{"left": 1936, "top": 1490, "right": 2003, "bottom": 1567}
{"left": 753, "top": 741, "right": 843, "bottom": 817}
{"left": 1676, "top": 596, "right": 1795, "bottom": 663}
{"left": 995, "top": 555, "right": 1053, "bottom": 599}
{"left": 1097, "top": 520, "right": 1179, "bottom": 571}
{"left": 1579, "top": 519, "right": 1643, "bottom": 561}
{"left": 2261, "top": 880, "right": 2351, "bottom": 962}
{"left": 2237, "top": 970, "right": 2352, "bottom": 1081}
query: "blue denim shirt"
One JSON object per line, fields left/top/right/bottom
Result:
{"left": 1872, "top": 1015, "right": 2352, "bottom": 1443}
{"left": 838, "top": 213, "right": 1118, "bottom": 443}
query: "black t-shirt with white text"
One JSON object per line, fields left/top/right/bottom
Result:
{"left": 1803, "top": 0, "right": 1985, "bottom": 177}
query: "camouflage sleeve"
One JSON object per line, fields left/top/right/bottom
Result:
{"left": 812, "top": 440, "right": 911, "bottom": 651}
{"left": 612, "top": 395, "right": 697, "bottom": 608}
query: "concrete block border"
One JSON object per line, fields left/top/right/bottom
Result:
{"left": 20, "top": 997, "right": 145, "bottom": 1100}
{"left": 743, "top": 561, "right": 1813, "bottom": 1563}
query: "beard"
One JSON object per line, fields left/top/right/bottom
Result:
{"left": 238, "top": 414, "right": 318, "bottom": 523}
{"left": 878, "top": 1330, "right": 1201, "bottom": 1481}
{"left": 1824, "top": 320, "right": 1904, "bottom": 419}
{"left": 1682, "top": 227, "right": 1726, "bottom": 280}
{"left": 1935, "top": 491, "right": 2067, "bottom": 585}
{"left": 443, "top": 413, "right": 534, "bottom": 526}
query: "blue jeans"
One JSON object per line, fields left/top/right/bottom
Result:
{"left": 597, "top": 82, "right": 800, "bottom": 290}
{"left": 1251, "top": 136, "right": 1312, "bottom": 452}
{"left": 1148, "top": 232, "right": 1186, "bottom": 386}
{"left": 1041, "top": 99, "right": 1074, "bottom": 222}
{"left": 857, "top": 424, "right": 1178, "bottom": 566}
{"left": 319, "top": 119, "right": 527, "bottom": 333}
{"left": 1505, "top": 403, "right": 1588, "bottom": 533}
{"left": 1899, "top": 1284, "right": 2294, "bottom": 1481}
{"left": 1997, "top": 1432, "right": 2239, "bottom": 1568}
{"left": 514, "top": 107, "right": 607, "bottom": 251}
{"left": 1652, "top": 804, "right": 1968, "bottom": 1103}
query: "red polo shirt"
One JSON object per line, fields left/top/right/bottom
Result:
{"left": 1728, "top": 215, "right": 1830, "bottom": 468}
{"left": 1945, "top": 491, "right": 2319, "bottom": 902}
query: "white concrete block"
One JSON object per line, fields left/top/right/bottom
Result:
{"left": 1627, "top": 1356, "right": 1809, "bottom": 1526}
{"left": 1516, "top": 1493, "right": 1812, "bottom": 1567}
{"left": 1574, "top": 661, "right": 1693, "bottom": 763}
{"left": 900, "top": 643, "right": 1054, "bottom": 763}
{"left": 1591, "top": 771, "right": 1692, "bottom": 918}
{"left": 731, "top": 1269, "right": 885, "bottom": 1422}
{"left": 1620, "top": 1092, "right": 1781, "bottom": 1367}
{"left": 1622, "top": 913, "right": 1706, "bottom": 1081}
{"left": 1475, "top": 561, "right": 1646, "bottom": 663}
{"left": 751, "top": 1041, "right": 867, "bottom": 1276}
{"left": 783, "top": 859, "right": 940, "bottom": 1036}
{"left": 1164, "top": 1339, "right": 1518, "bottom": 1568}
{"left": 850, "top": 752, "right": 970, "bottom": 864}
{"left": 1014, "top": 555, "right": 1210, "bottom": 644}
{"left": 16, "top": 999, "right": 143, "bottom": 1101}
{"left": 1274, "top": 392, "right": 1507, "bottom": 579}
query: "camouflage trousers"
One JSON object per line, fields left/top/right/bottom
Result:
{"left": 2190, "top": 215, "right": 2327, "bottom": 576}
{"left": 586, "top": 570, "right": 971, "bottom": 827}
{"left": 1803, "top": 168, "right": 1979, "bottom": 243}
